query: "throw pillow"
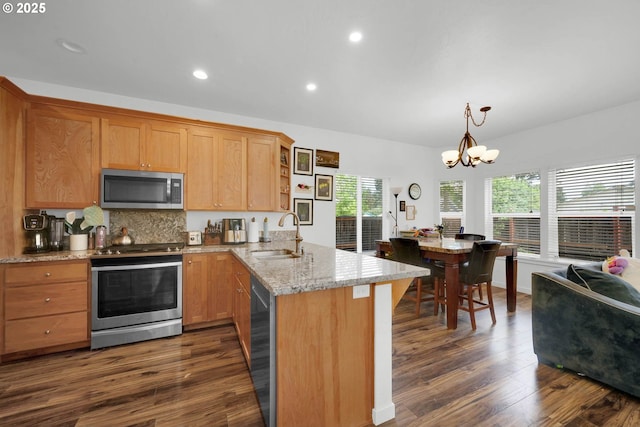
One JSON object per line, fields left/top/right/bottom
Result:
{"left": 567, "top": 264, "right": 640, "bottom": 308}
{"left": 602, "top": 250, "right": 640, "bottom": 293}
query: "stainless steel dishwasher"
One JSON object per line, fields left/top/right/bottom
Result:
{"left": 250, "top": 276, "right": 276, "bottom": 427}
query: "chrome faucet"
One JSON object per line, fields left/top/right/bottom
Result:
{"left": 278, "top": 210, "right": 303, "bottom": 257}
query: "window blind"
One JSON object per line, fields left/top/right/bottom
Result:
{"left": 335, "top": 174, "right": 382, "bottom": 252}
{"left": 553, "top": 159, "right": 635, "bottom": 260}
{"left": 489, "top": 172, "right": 541, "bottom": 255}
{"left": 440, "top": 180, "right": 464, "bottom": 238}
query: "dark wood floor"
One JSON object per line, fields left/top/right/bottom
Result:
{"left": 1, "top": 289, "right": 639, "bottom": 426}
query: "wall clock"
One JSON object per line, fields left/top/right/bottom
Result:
{"left": 408, "top": 183, "right": 421, "bottom": 200}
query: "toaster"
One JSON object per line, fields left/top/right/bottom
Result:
{"left": 222, "top": 218, "right": 247, "bottom": 244}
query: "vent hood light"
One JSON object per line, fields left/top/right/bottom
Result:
{"left": 306, "top": 82, "right": 317, "bottom": 92}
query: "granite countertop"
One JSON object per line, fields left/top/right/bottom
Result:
{"left": 1, "top": 241, "right": 429, "bottom": 296}
{"left": 230, "top": 242, "right": 429, "bottom": 296}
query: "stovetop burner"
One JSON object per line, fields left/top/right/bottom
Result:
{"left": 93, "top": 242, "right": 184, "bottom": 257}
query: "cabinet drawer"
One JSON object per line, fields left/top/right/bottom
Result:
{"left": 4, "top": 311, "right": 88, "bottom": 353}
{"left": 5, "top": 261, "right": 88, "bottom": 285}
{"left": 5, "top": 282, "right": 88, "bottom": 320}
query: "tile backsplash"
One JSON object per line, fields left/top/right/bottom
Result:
{"left": 108, "top": 210, "right": 297, "bottom": 245}
{"left": 109, "top": 210, "right": 187, "bottom": 244}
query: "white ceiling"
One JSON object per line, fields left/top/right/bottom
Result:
{"left": 2, "top": 0, "right": 640, "bottom": 148}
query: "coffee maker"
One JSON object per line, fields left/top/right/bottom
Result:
{"left": 23, "top": 213, "right": 50, "bottom": 254}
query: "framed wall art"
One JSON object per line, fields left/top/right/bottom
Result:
{"left": 406, "top": 205, "right": 416, "bottom": 220}
{"left": 293, "top": 198, "right": 314, "bottom": 225}
{"left": 314, "top": 174, "right": 333, "bottom": 201}
{"left": 293, "top": 147, "right": 313, "bottom": 175}
{"left": 315, "top": 149, "right": 340, "bottom": 168}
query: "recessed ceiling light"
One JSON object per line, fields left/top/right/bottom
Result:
{"left": 56, "top": 38, "right": 86, "bottom": 54}
{"left": 193, "top": 69, "right": 208, "bottom": 80}
{"left": 306, "top": 83, "right": 317, "bottom": 92}
{"left": 349, "top": 31, "right": 363, "bottom": 43}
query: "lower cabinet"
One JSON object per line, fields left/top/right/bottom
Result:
{"left": 183, "top": 252, "right": 233, "bottom": 326}
{"left": 2, "top": 260, "right": 90, "bottom": 355}
{"left": 232, "top": 256, "right": 251, "bottom": 363}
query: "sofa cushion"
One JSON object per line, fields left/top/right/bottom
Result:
{"left": 567, "top": 264, "right": 640, "bottom": 308}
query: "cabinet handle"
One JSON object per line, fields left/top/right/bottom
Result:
{"left": 44, "top": 272, "right": 51, "bottom": 277}
{"left": 140, "top": 163, "right": 145, "bottom": 167}
{"left": 147, "top": 163, "right": 151, "bottom": 168}
{"left": 44, "top": 297, "right": 51, "bottom": 303}
{"left": 44, "top": 330, "right": 51, "bottom": 335}
{"left": 188, "top": 260, "right": 192, "bottom": 265}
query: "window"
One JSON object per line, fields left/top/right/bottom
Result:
{"left": 439, "top": 180, "right": 464, "bottom": 238}
{"left": 335, "top": 174, "right": 383, "bottom": 252}
{"left": 488, "top": 172, "right": 541, "bottom": 255}
{"left": 550, "top": 159, "right": 635, "bottom": 261}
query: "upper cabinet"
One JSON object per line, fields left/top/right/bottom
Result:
{"left": 278, "top": 137, "right": 293, "bottom": 211}
{"left": 186, "top": 127, "right": 247, "bottom": 211}
{"left": 101, "top": 117, "right": 187, "bottom": 172}
{"left": 247, "top": 134, "right": 277, "bottom": 211}
{"left": 247, "top": 134, "right": 293, "bottom": 211}
{"left": 25, "top": 105, "right": 100, "bottom": 208}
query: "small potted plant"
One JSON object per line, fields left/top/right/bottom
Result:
{"left": 65, "top": 205, "right": 104, "bottom": 250}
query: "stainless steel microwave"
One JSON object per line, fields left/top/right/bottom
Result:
{"left": 100, "top": 169, "right": 184, "bottom": 210}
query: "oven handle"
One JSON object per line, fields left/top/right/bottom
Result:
{"left": 92, "top": 261, "right": 183, "bottom": 272}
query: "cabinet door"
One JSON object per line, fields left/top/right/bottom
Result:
{"left": 101, "top": 117, "right": 146, "bottom": 170}
{"left": 26, "top": 106, "right": 100, "bottom": 208}
{"left": 186, "top": 127, "right": 217, "bottom": 210}
{"left": 182, "top": 253, "right": 209, "bottom": 325}
{"left": 216, "top": 131, "right": 247, "bottom": 211}
{"left": 209, "top": 252, "right": 234, "bottom": 320}
{"left": 232, "top": 257, "right": 251, "bottom": 362}
{"left": 145, "top": 122, "right": 187, "bottom": 172}
{"left": 247, "top": 135, "right": 277, "bottom": 211}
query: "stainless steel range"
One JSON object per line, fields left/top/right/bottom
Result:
{"left": 90, "top": 243, "right": 184, "bottom": 349}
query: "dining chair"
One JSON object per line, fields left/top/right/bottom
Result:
{"left": 455, "top": 233, "right": 486, "bottom": 241}
{"left": 456, "top": 240, "right": 502, "bottom": 330}
{"left": 454, "top": 233, "right": 487, "bottom": 298}
{"left": 390, "top": 238, "right": 441, "bottom": 317}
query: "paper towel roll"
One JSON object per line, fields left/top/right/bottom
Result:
{"left": 248, "top": 221, "right": 259, "bottom": 243}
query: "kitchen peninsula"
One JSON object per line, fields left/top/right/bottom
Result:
{"left": 1, "top": 241, "right": 428, "bottom": 427}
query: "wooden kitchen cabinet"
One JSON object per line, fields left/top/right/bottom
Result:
{"left": 183, "top": 253, "right": 209, "bottom": 325}
{"left": 2, "top": 260, "right": 90, "bottom": 356}
{"left": 25, "top": 105, "right": 100, "bottom": 208}
{"left": 279, "top": 140, "right": 292, "bottom": 211}
{"left": 101, "top": 116, "right": 187, "bottom": 172}
{"left": 186, "top": 126, "right": 247, "bottom": 210}
{"left": 183, "top": 252, "right": 234, "bottom": 326}
{"left": 232, "top": 256, "right": 251, "bottom": 363}
{"left": 247, "top": 134, "right": 277, "bottom": 211}
{"left": 247, "top": 134, "right": 293, "bottom": 211}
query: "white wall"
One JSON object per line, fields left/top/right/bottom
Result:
{"left": 14, "top": 76, "right": 640, "bottom": 294}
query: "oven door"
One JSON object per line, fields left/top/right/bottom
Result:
{"left": 91, "top": 255, "right": 182, "bottom": 331}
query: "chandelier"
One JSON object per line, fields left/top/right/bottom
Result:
{"left": 441, "top": 103, "right": 499, "bottom": 168}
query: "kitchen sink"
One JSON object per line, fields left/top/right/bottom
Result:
{"left": 251, "top": 249, "right": 297, "bottom": 259}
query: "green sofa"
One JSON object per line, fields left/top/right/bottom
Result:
{"left": 532, "top": 264, "right": 640, "bottom": 398}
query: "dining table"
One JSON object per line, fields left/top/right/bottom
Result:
{"left": 375, "top": 238, "right": 519, "bottom": 329}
